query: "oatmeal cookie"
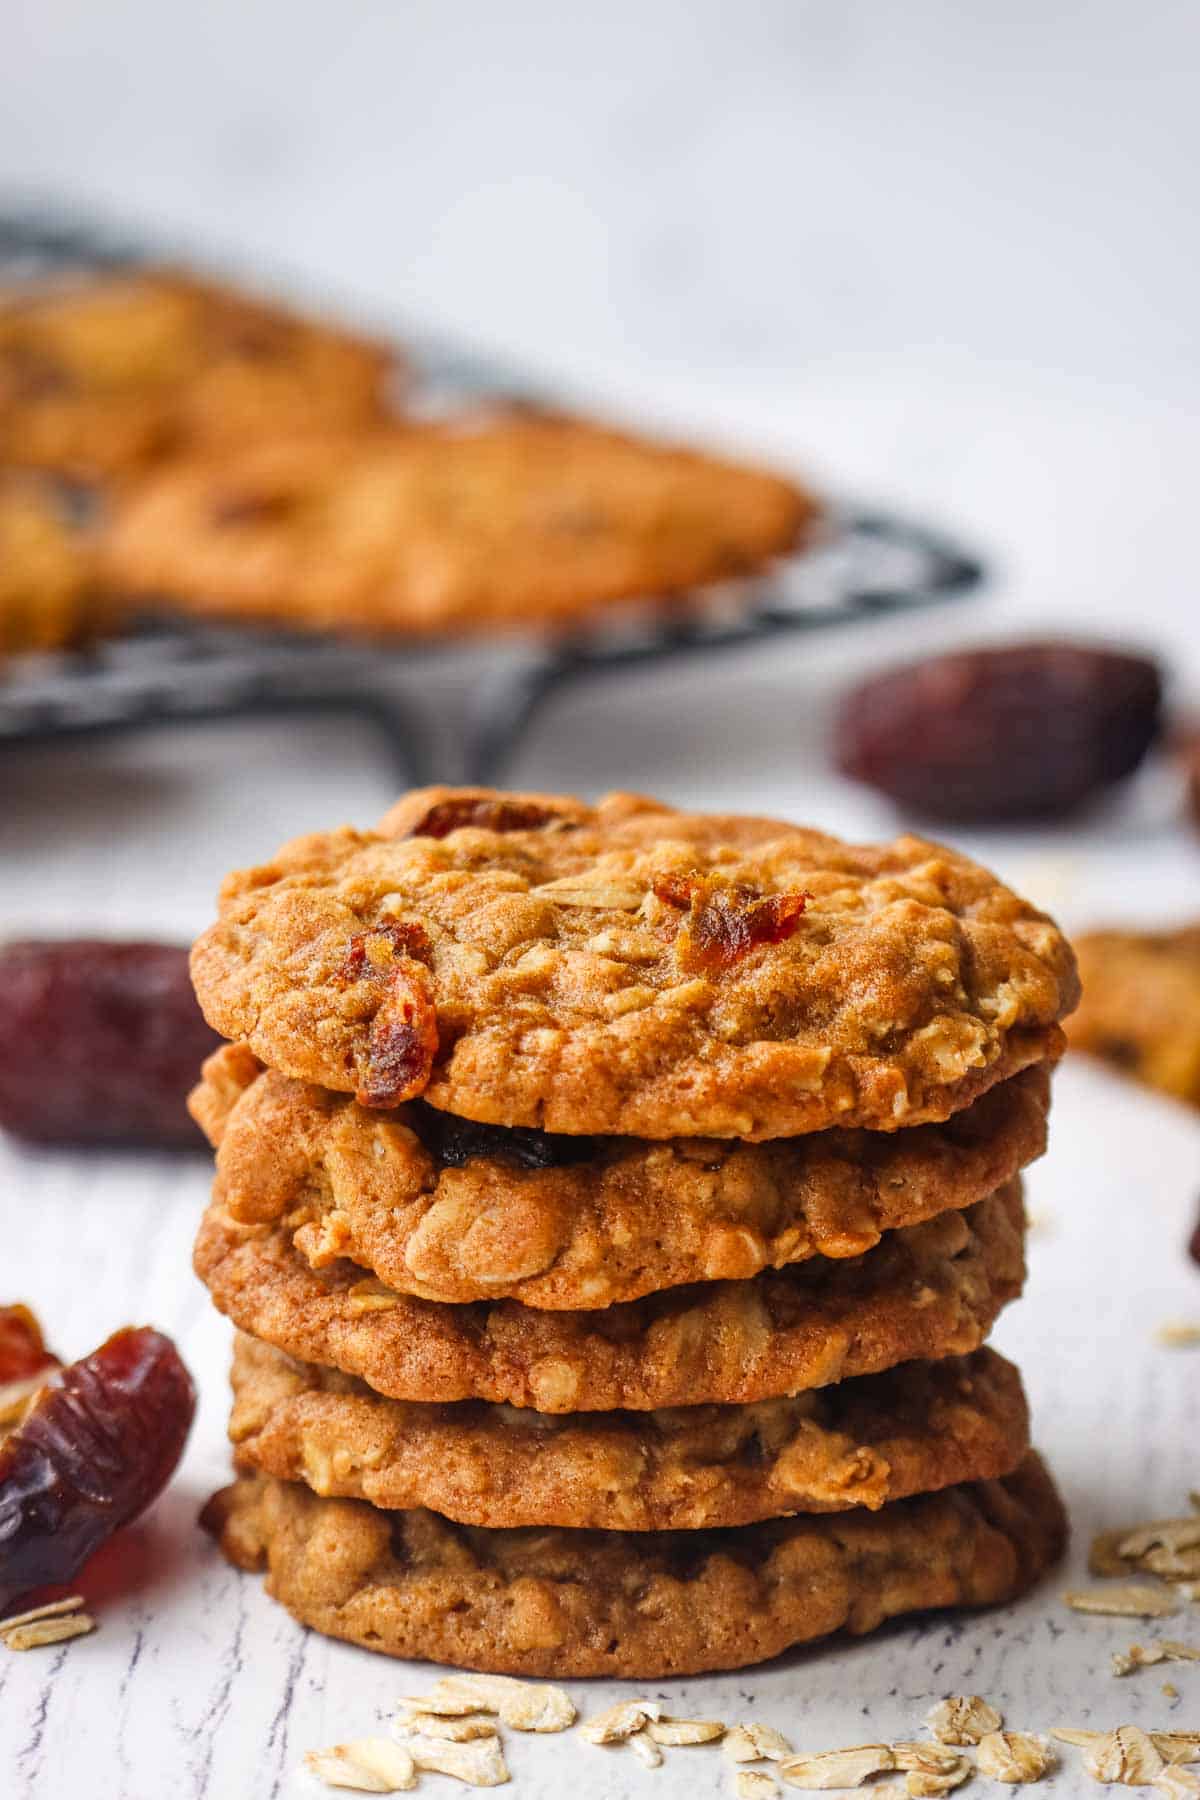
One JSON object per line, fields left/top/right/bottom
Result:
{"left": 193, "top": 1185, "right": 1025, "bottom": 1412}
{"left": 99, "top": 416, "right": 817, "bottom": 634}
{"left": 203, "top": 1452, "right": 1066, "bottom": 1678}
{"left": 194, "top": 1044, "right": 1050, "bottom": 1308}
{"left": 0, "top": 473, "right": 93, "bottom": 654}
{"left": 229, "top": 1333, "right": 1030, "bottom": 1531}
{"left": 1068, "top": 925, "right": 1200, "bottom": 1108}
{"left": 0, "top": 269, "right": 394, "bottom": 480}
{"left": 190, "top": 787, "right": 1078, "bottom": 1140}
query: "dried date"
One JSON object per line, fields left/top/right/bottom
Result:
{"left": 835, "top": 641, "right": 1163, "bottom": 821}
{"left": 653, "top": 871, "right": 807, "bottom": 971}
{"left": 406, "top": 796, "right": 562, "bottom": 838}
{"left": 0, "top": 1325, "right": 195, "bottom": 1612}
{"left": 0, "top": 940, "right": 223, "bottom": 1147}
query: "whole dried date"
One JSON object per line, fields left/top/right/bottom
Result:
{"left": 835, "top": 641, "right": 1163, "bottom": 821}
{"left": 0, "top": 940, "right": 222, "bottom": 1147}
{"left": 0, "top": 1326, "right": 195, "bottom": 1612}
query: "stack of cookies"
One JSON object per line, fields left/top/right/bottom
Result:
{"left": 189, "top": 786, "right": 1078, "bottom": 1680}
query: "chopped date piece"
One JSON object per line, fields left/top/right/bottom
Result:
{"left": 0, "top": 940, "right": 222, "bottom": 1148}
{"left": 358, "top": 963, "right": 439, "bottom": 1109}
{"left": 0, "top": 1326, "right": 195, "bottom": 1613}
{"left": 407, "top": 797, "right": 563, "bottom": 839}
{"left": 835, "top": 641, "right": 1164, "bottom": 821}
{"left": 339, "top": 919, "right": 432, "bottom": 984}
{"left": 409, "top": 1100, "right": 597, "bottom": 1171}
{"left": 653, "top": 871, "right": 807, "bottom": 972}
{"left": 0, "top": 1306, "right": 55, "bottom": 1385}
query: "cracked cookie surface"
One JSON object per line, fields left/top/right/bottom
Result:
{"left": 204, "top": 1452, "right": 1066, "bottom": 1678}
{"left": 101, "top": 418, "right": 816, "bottom": 635}
{"left": 193, "top": 1184, "right": 1025, "bottom": 1412}
{"left": 190, "top": 786, "right": 1077, "bottom": 1140}
{"left": 194, "top": 1044, "right": 1050, "bottom": 1308}
{"left": 228, "top": 1333, "right": 1030, "bottom": 1531}
{"left": 0, "top": 269, "right": 394, "bottom": 479}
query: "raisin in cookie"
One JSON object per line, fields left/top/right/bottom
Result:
{"left": 190, "top": 787, "right": 1078, "bottom": 1140}
{"left": 193, "top": 1184, "right": 1025, "bottom": 1413}
{"left": 204, "top": 1452, "right": 1066, "bottom": 1678}
{"left": 100, "top": 417, "right": 816, "bottom": 634}
{"left": 193, "top": 1044, "right": 1050, "bottom": 1309}
{"left": 228, "top": 1333, "right": 1030, "bottom": 1531}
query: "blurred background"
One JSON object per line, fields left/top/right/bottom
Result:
{"left": 2, "top": 0, "right": 1197, "bottom": 929}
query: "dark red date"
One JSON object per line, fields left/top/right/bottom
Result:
{"left": 0, "top": 940, "right": 222, "bottom": 1147}
{"left": 0, "top": 1326, "right": 195, "bottom": 1612}
{"left": 407, "top": 796, "right": 562, "bottom": 839}
{"left": 1189, "top": 1199, "right": 1200, "bottom": 1269}
{"left": 653, "top": 871, "right": 807, "bottom": 971}
{"left": 835, "top": 641, "right": 1163, "bottom": 822}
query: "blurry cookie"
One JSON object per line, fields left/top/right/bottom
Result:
{"left": 1068, "top": 924, "right": 1200, "bottom": 1107}
{"left": 0, "top": 269, "right": 395, "bottom": 480}
{"left": 194, "top": 1044, "right": 1050, "bottom": 1309}
{"left": 190, "top": 786, "right": 1078, "bottom": 1141}
{"left": 193, "top": 1184, "right": 1025, "bottom": 1412}
{"left": 99, "top": 416, "right": 817, "bottom": 634}
{"left": 228, "top": 1332, "right": 1031, "bottom": 1531}
{"left": 0, "top": 473, "right": 93, "bottom": 654}
{"left": 203, "top": 1452, "right": 1066, "bottom": 1678}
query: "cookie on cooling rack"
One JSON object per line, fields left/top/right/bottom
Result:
{"left": 99, "top": 416, "right": 819, "bottom": 634}
{"left": 0, "top": 268, "right": 396, "bottom": 479}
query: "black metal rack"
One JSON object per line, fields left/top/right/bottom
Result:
{"left": 0, "top": 205, "right": 985, "bottom": 784}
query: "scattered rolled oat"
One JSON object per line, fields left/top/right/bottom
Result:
{"left": 0, "top": 1595, "right": 86, "bottom": 1634}
{"left": 304, "top": 1738, "right": 417, "bottom": 1793}
{"left": 724, "top": 1724, "right": 795, "bottom": 1764}
{"left": 2, "top": 1613, "right": 95, "bottom": 1652}
{"left": 1119, "top": 1521, "right": 1200, "bottom": 1562}
{"left": 1156, "top": 1323, "right": 1200, "bottom": 1348}
{"left": 645, "top": 1718, "right": 725, "bottom": 1746}
{"left": 402, "top": 1674, "right": 575, "bottom": 1732}
{"left": 892, "top": 1741, "right": 973, "bottom": 1795}
{"left": 976, "top": 1732, "right": 1056, "bottom": 1783}
{"left": 1054, "top": 1730, "right": 1200, "bottom": 1763}
{"left": 628, "top": 1730, "right": 663, "bottom": 1769}
{"left": 1065, "top": 1584, "right": 1180, "bottom": 1619}
{"left": 580, "top": 1699, "right": 663, "bottom": 1744}
{"left": 1113, "top": 1641, "right": 1200, "bottom": 1677}
{"left": 778, "top": 1744, "right": 896, "bottom": 1789}
{"left": 406, "top": 1734, "right": 509, "bottom": 1787}
{"left": 925, "top": 1695, "right": 1004, "bottom": 1745}
{"left": 1165, "top": 1685, "right": 1181, "bottom": 1701}
{"left": 396, "top": 1713, "right": 497, "bottom": 1743}
{"left": 1155, "top": 1768, "right": 1200, "bottom": 1798}
{"left": 1082, "top": 1724, "right": 1165, "bottom": 1785}
{"left": 737, "top": 1775, "right": 780, "bottom": 1800}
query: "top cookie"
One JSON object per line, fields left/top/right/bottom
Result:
{"left": 99, "top": 416, "right": 816, "bottom": 635}
{"left": 192, "top": 788, "right": 1078, "bottom": 1140}
{"left": 0, "top": 269, "right": 395, "bottom": 480}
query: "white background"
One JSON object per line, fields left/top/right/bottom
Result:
{"left": 1, "top": 3, "right": 1198, "bottom": 1795}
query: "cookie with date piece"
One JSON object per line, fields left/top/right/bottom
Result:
{"left": 190, "top": 785, "right": 1079, "bottom": 1141}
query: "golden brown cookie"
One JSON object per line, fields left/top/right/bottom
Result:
{"left": 99, "top": 416, "right": 817, "bottom": 635}
{"left": 190, "top": 787, "right": 1077, "bottom": 1141}
{"left": 203, "top": 1452, "right": 1067, "bottom": 1678}
{"left": 194, "top": 1043, "right": 1051, "bottom": 1309}
{"left": 0, "top": 473, "right": 93, "bottom": 654}
{"left": 0, "top": 270, "right": 394, "bottom": 480}
{"left": 1068, "top": 925, "right": 1200, "bottom": 1108}
{"left": 193, "top": 1184, "right": 1025, "bottom": 1412}
{"left": 229, "top": 1332, "right": 1031, "bottom": 1531}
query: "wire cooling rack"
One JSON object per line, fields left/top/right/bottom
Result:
{"left": 0, "top": 205, "right": 984, "bottom": 784}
